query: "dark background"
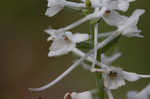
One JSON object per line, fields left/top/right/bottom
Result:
{"left": 0, "top": 0, "right": 150, "bottom": 99}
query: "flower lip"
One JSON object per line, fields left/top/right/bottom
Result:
{"left": 109, "top": 71, "right": 118, "bottom": 79}
{"left": 64, "top": 36, "right": 70, "bottom": 41}
{"left": 105, "top": 10, "right": 111, "bottom": 15}
{"left": 65, "top": 92, "right": 72, "bottom": 99}
{"left": 62, "top": 35, "right": 72, "bottom": 43}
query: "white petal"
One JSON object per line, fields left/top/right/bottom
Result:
{"left": 128, "top": 9, "right": 145, "bottom": 27}
{"left": 118, "top": 9, "right": 145, "bottom": 38}
{"left": 81, "top": 0, "right": 86, "bottom": 2}
{"left": 127, "top": 84, "right": 150, "bottom": 99}
{"left": 122, "top": 31, "right": 143, "bottom": 38}
{"left": 81, "top": 63, "right": 92, "bottom": 71}
{"left": 123, "top": 71, "right": 141, "bottom": 82}
{"left": 127, "top": 91, "right": 138, "bottom": 99}
{"left": 101, "top": 52, "right": 121, "bottom": 65}
{"left": 45, "top": 6, "right": 63, "bottom": 17}
{"left": 45, "top": 29, "right": 57, "bottom": 41}
{"left": 48, "top": 38, "right": 75, "bottom": 57}
{"left": 103, "top": 11, "right": 128, "bottom": 27}
{"left": 129, "top": 33, "right": 144, "bottom": 38}
{"left": 45, "top": 29, "right": 65, "bottom": 39}
{"left": 73, "top": 91, "right": 92, "bottom": 99}
{"left": 138, "top": 92, "right": 150, "bottom": 99}
{"left": 47, "top": 0, "right": 65, "bottom": 7}
{"left": 102, "top": 0, "right": 129, "bottom": 11}
{"left": 103, "top": 69, "right": 126, "bottom": 90}
{"left": 71, "top": 33, "right": 89, "bottom": 43}
{"left": 64, "top": 31, "right": 73, "bottom": 40}
{"left": 132, "top": 9, "right": 145, "bottom": 19}
{"left": 64, "top": 92, "right": 72, "bottom": 99}
{"left": 45, "top": 29, "right": 56, "bottom": 37}
{"left": 145, "top": 84, "right": 150, "bottom": 94}
{"left": 47, "top": 36, "right": 54, "bottom": 41}
{"left": 118, "top": 1, "right": 129, "bottom": 12}
{"left": 105, "top": 88, "right": 114, "bottom": 99}
{"left": 48, "top": 0, "right": 57, "bottom": 7}
{"left": 101, "top": 53, "right": 109, "bottom": 64}
{"left": 98, "top": 32, "right": 114, "bottom": 38}
{"left": 121, "top": 24, "right": 142, "bottom": 37}
{"left": 104, "top": 77, "right": 126, "bottom": 89}
{"left": 105, "top": 1, "right": 118, "bottom": 10}
{"left": 64, "top": 32, "right": 89, "bottom": 43}
{"left": 48, "top": 44, "right": 75, "bottom": 56}
{"left": 127, "top": 90, "right": 149, "bottom": 99}
{"left": 90, "top": 0, "right": 102, "bottom": 8}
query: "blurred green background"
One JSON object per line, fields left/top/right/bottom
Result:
{"left": 0, "top": 0, "right": 150, "bottom": 99}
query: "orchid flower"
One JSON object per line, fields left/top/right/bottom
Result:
{"left": 64, "top": 91, "right": 92, "bottom": 99}
{"left": 92, "top": 63, "right": 150, "bottom": 90}
{"left": 46, "top": 29, "right": 89, "bottom": 57}
{"left": 46, "top": 0, "right": 85, "bottom": 17}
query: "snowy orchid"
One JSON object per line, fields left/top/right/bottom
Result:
{"left": 103, "top": 10, "right": 128, "bottom": 27}
{"left": 81, "top": 0, "right": 135, "bottom": 11}
{"left": 45, "top": 0, "right": 64, "bottom": 17}
{"left": 46, "top": 29, "right": 89, "bottom": 57}
{"left": 45, "top": 0, "right": 85, "bottom": 17}
{"left": 127, "top": 84, "right": 150, "bottom": 99}
{"left": 92, "top": 64, "right": 150, "bottom": 90}
{"left": 64, "top": 91, "right": 92, "bottom": 99}
{"left": 103, "top": 0, "right": 135, "bottom": 12}
{"left": 97, "top": 9, "right": 145, "bottom": 39}
{"left": 29, "top": 0, "right": 149, "bottom": 98}
{"left": 118, "top": 9, "right": 145, "bottom": 38}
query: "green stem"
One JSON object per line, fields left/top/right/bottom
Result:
{"left": 93, "top": 23, "right": 104, "bottom": 99}
{"left": 96, "top": 72, "right": 104, "bottom": 99}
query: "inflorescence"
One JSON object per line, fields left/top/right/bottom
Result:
{"left": 29, "top": 0, "right": 150, "bottom": 99}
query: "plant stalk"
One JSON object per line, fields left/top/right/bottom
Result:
{"left": 93, "top": 23, "right": 104, "bottom": 99}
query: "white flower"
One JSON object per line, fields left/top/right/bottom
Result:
{"left": 101, "top": 9, "right": 145, "bottom": 38}
{"left": 89, "top": 0, "right": 102, "bottom": 8}
{"left": 92, "top": 64, "right": 150, "bottom": 90}
{"left": 80, "top": 0, "right": 136, "bottom": 28}
{"left": 103, "top": 10, "right": 128, "bottom": 27}
{"left": 127, "top": 84, "right": 150, "bottom": 99}
{"left": 45, "top": 0, "right": 65, "bottom": 17}
{"left": 102, "top": 0, "right": 134, "bottom": 11}
{"left": 114, "top": 0, "right": 135, "bottom": 12}
{"left": 46, "top": 29, "right": 89, "bottom": 57}
{"left": 118, "top": 9, "right": 145, "bottom": 38}
{"left": 45, "top": 0, "right": 85, "bottom": 17}
{"left": 82, "top": 0, "right": 135, "bottom": 11}
{"left": 64, "top": 91, "right": 92, "bottom": 99}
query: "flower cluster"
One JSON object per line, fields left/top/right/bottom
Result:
{"left": 29, "top": 0, "right": 150, "bottom": 99}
